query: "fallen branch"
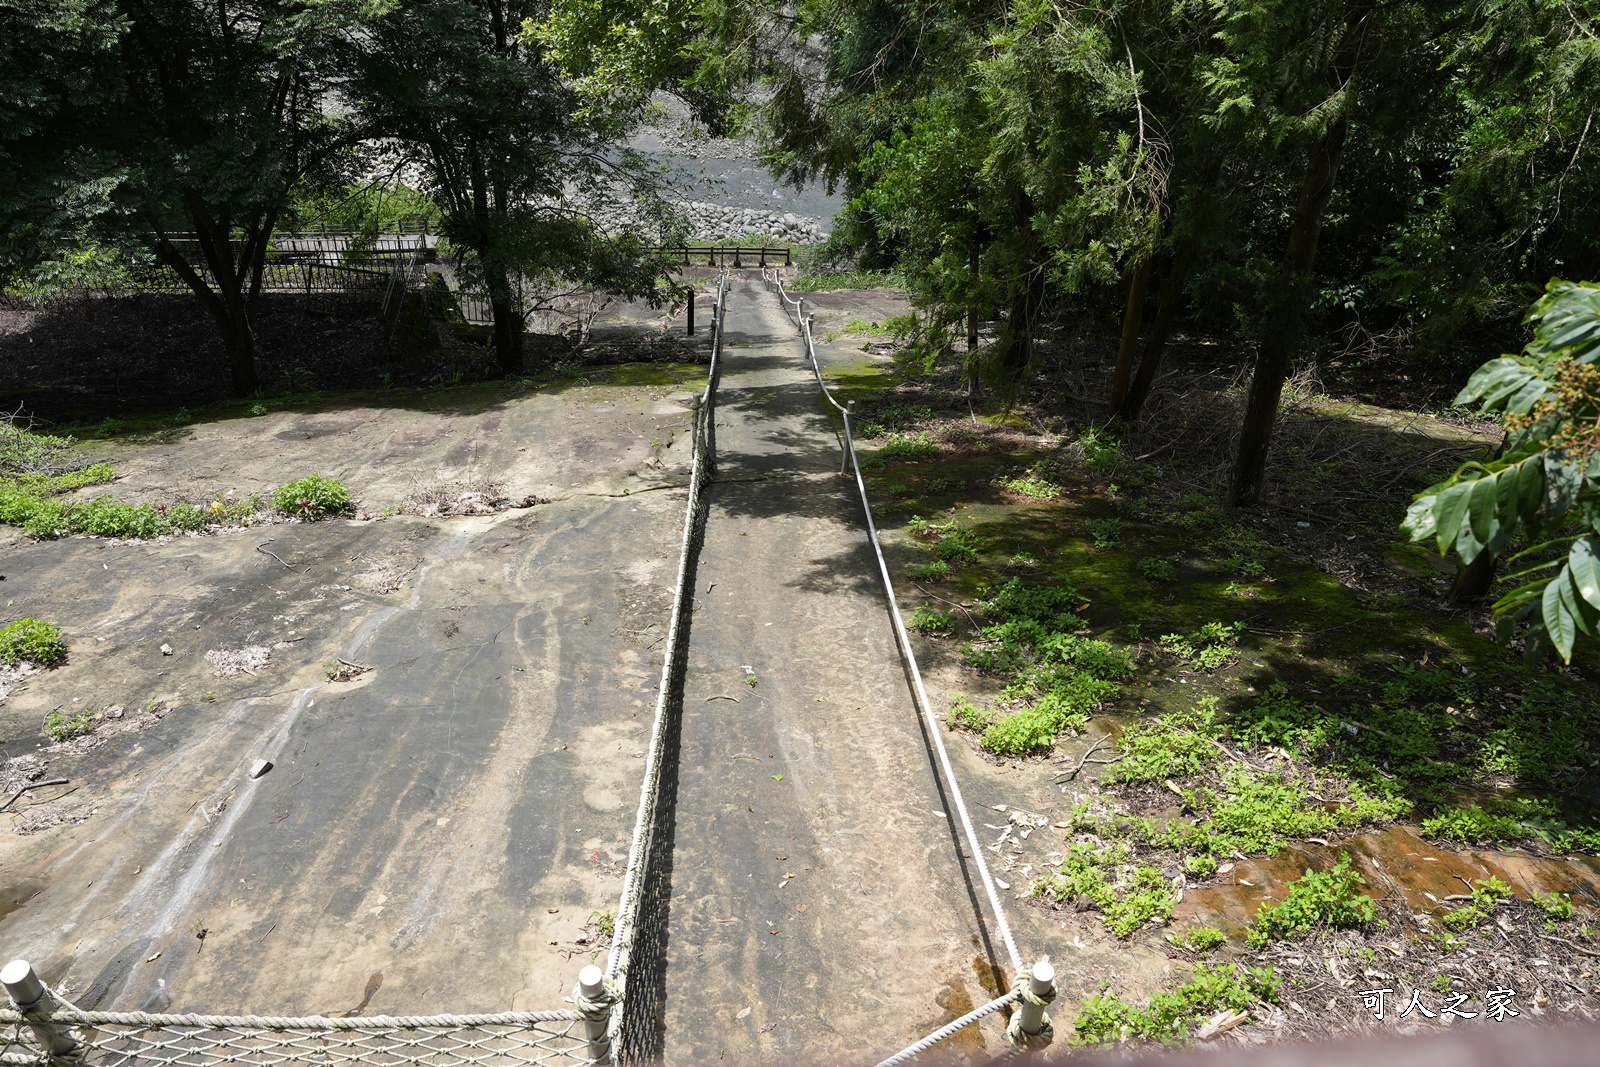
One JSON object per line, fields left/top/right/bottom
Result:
{"left": 911, "top": 582, "right": 983, "bottom": 631}
{"left": 0, "top": 778, "right": 69, "bottom": 813}
{"left": 1054, "top": 735, "right": 1118, "bottom": 781}
{"left": 705, "top": 695, "right": 740, "bottom": 703}
{"left": 1540, "top": 933, "right": 1600, "bottom": 960}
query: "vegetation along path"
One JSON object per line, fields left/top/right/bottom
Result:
{"left": 657, "top": 276, "right": 1007, "bottom": 1061}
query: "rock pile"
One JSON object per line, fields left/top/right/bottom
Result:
{"left": 678, "top": 201, "right": 830, "bottom": 245}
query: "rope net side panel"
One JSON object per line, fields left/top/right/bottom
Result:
{"left": 0, "top": 1010, "right": 596, "bottom": 1067}
{"left": 605, "top": 274, "right": 728, "bottom": 1066}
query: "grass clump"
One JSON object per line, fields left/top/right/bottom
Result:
{"left": 907, "top": 604, "right": 952, "bottom": 633}
{"left": 1247, "top": 855, "right": 1375, "bottom": 947}
{"left": 857, "top": 403, "right": 934, "bottom": 438}
{"left": 273, "top": 474, "right": 352, "bottom": 520}
{"left": 1159, "top": 620, "right": 1245, "bottom": 672}
{"left": 999, "top": 461, "right": 1062, "bottom": 501}
{"left": 1071, "top": 963, "right": 1278, "bottom": 1047}
{"left": 1182, "top": 926, "right": 1227, "bottom": 954}
{"left": 869, "top": 431, "right": 939, "bottom": 464}
{"left": 1088, "top": 517, "right": 1123, "bottom": 548}
{"left": 1109, "top": 700, "right": 1223, "bottom": 783}
{"left": 1136, "top": 555, "right": 1177, "bottom": 582}
{"left": 908, "top": 559, "right": 951, "bottom": 581}
{"left": 948, "top": 695, "right": 996, "bottom": 731}
{"left": 43, "top": 708, "right": 95, "bottom": 742}
{"left": 1440, "top": 876, "right": 1515, "bottom": 931}
{"left": 0, "top": 617, "right": 67, "bottom": 666}
{"left": 1032, "top": 843, "right": 1179, "bottom": 937}
{"left": 955, "top": 578, "right": 1130, "bottom": 755}
{"left": 70, "top": 497, "right": 167, "bottom": 538}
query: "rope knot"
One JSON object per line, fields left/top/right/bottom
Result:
{"left": 570, "top": 978, "right": 620, "bottom": 1024}
{"left": 1003, "top": 970, "right": 1056, "bottom": 1050}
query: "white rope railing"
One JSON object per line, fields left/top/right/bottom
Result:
{"left": 762, "top": 269, "right": 1059, "bottom": 1064}
{"left": 603, "top": 272, "right": 730, "bottom": 1060}
{"left": 763, "top": 268, "right": 1024, "bottom": 976}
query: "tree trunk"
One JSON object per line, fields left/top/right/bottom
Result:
{"left": 993, "top": 266, "right": 1046, "bottom": 386}
{"left": 1451, "top": 550, "right": 1496, "bottom": 603}
{"left": 151, "top": 227, "right": 261, "bottom": 397}
{"left": 1117, "top": 236, "right": 1197, "bottom": 422}
{"left": 1225, "top": 118, "right": 1349, "bottom": 508}
{"left": 967, "top": 239, "right": 980, "bottom": 353}
{"left": 490, "top": 297, "right": 523, "bottom": 375}
{"left": 1108, "top": 254, "right": 1155, "bottom": 416}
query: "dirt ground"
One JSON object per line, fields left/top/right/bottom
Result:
{"left": 0, "top": 362, "right": 707, "bottom": 1015}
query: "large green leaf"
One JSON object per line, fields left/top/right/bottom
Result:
{"left": 1570, "top": 537, "right": 1600, "bottom": 611}
{"left": 1433, "top": 481, "right": 1474, "bottom": 555}
{"left": 1542, "top": 572, "right": 1575, "bottom": 661}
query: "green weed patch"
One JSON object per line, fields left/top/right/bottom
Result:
{"left": 1247, "top": 856, "right": 1376, "bottom": 947}
{"left": 0, "top": 618, "right": 66, "bottom": 667}
{"left": 1071, "top": 963, "right": 1279, "bottom": 1047}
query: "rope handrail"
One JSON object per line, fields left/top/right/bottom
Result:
{"left": 870, "top": 989, "right": 1020, "bottom": 1067}
{"left": 763, "top": 267, "right": 1025, "bottom": 976}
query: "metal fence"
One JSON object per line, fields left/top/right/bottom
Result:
{"left": 658, "top": 246, "right": 791, "bottom": 267}
{"left": 761, "top": 268, "right": 1059, "bottom": 1065}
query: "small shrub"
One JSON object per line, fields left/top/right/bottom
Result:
{"left": 164, "top": 501, "right": 207, "bottom": 531}
{"left": 1441, "top": 876, "right": 1515, "bottom": 930}
{"left": 1229, "top": 682, "right": 1336, "bottom": 756}
{"left": 249, "top": 403, "right": 268, "bottom": 416}
{"left": 0, "top": 617, "right": 67, "bottom": 666}
{"left": 274, "top": 474, "right": 351, "bottom": 520}
{"left": 1136, "top": 556, "right": 1176, "bottom": 582}
{"left": 1078, "top": 427, "right": 1123, "bottom": 473}
{"left": 931, "top": 524, "right": 980, "bottom": 564}
{"left": 981, "top": 708, "right": 1060, "bottom": 755}
{"left": 948, "top": 695, "right": 995, "bottom": 731}
{"left": 1184, "top": 853, "right": 1219, "bottom": 878}
{"left": 873, "top": 431, "right": 939, "bottom": 463}
{"left": 856, "top": 403, "right": 933, "bottom": 438}
{"left": 1089, "top": 517, "right": 1123, "bottom": 549}
{"left": 70, "top": 496, "right": 168, "bottom": 539}
{"left": 1184, "top": 926, "right": 1227, "bottom": 954}
{"left": 43, "top": 709, "right": 95, "bottom": 742}
{"left": 1247, "top": 855, "right": 1375, "bottom": 947}
{"left": 908, "top": 605, "right": 952, "bottom": 633}
{"left": 1110, "top": 700, "right": 1223, "bottom": 783}
{"left": 1534, "top": 889, "right": 1574, "bottom": 921}
{"left": 908, "top": 559, "right": 951, "bottom": 581}
{"left": 1206, "top": 525, "right": 1270, "bottom": 580}
{"left": 984, "top": 577, "right": 1082, "bottom": 627}
{"left": 591, "top": 908, "right": 616, "bottom": 937}
{"left": 1071, "top": 963, "right": 1262, "bottom": 1047}
{"left": 999, "top": 464, "right": 1062, "bottom": 500}
{"left": 1160, "top": 620, "right": 1245, "bottom": 671}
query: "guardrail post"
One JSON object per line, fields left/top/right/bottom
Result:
{"left": 687, "top": 290, "right": 695, "bottom": 336}
{"left": 1007, "top": 960, "right": 1057, "bottom": 1049}
{"left": 575, "top": 964, "right": 615, "bottom": 1064}
{"left": 2, "top": 960, "right": 80, "bottom": 1062}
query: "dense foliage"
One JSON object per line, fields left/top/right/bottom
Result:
{"left": 751, "top": 0, "right": 1600, "bottom": 503}
{"left": 1406, "top": 280, "right": 1600, "bottom": 661}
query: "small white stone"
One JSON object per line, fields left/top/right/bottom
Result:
{"left": 160, "top": 643, "right": 173, "bottom": 656}
{"left": 248, "top": 759, "right": 273, "bottom": 779}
